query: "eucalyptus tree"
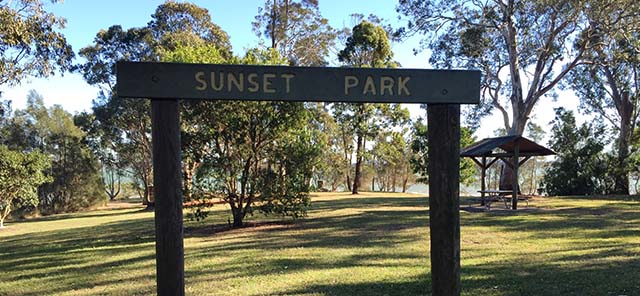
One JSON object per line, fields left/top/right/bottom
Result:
{"left": 253, "top": 0, "right": 338, "bottom": 65}
{"left": 568, "top": 0, "right": 640, "bottom": 194}
{"left": 0, "top": 0, "right": 73, "bottom": 86}
{"left": 397, "top": 0, "right": 596, "bottom": 135}
{"left": 335, "top": 20, "right": 410, "bottom": 194}
{"left": 77, "top": 2, "right": 232, "bottom": 207}
{"left": 163, "top": 45, "right": 318, "bottom": 226}
{"left": 371, "top": 131, "right": 414, "bottom": 192}
{"left": 11, "top": 91, "right": 103, "bottom": 213}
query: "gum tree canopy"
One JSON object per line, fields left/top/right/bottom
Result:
{"left": 397, "top": 0, "right": 597, "bottom": 135}
{"left": 0, "top": 0, "right": 73, "bottom": 86}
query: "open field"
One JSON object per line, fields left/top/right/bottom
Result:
{"left": 1, "top": 192, "right": 639, "bottom": 295}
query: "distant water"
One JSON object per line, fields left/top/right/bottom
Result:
{"left": 407, "top": 183, "right": 480, "bottom": 196}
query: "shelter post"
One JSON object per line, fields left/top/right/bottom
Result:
{"left": 511, "top": 142, "right": 519, "bottom": 210}
{"left": 427, "top": 104, "right": 461, "bottom": 296}
{"left": 480, "top": 157, "right": 486, "bottom": 206}
{"left": 151, "top": 99, "right": 185, "bottom": 296}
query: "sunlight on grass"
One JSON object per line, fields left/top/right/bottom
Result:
{"left": 1, "top": 193, "right": 639, "bottom": 295}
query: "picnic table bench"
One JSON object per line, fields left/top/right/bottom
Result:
{"left": 477, "top": 190, "right": 530, "bottom": 209}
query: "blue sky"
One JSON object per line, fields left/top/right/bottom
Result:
{"left": 0, "top": 0, "right": 580, "bottom": 140}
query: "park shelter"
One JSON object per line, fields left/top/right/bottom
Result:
{"left": 460, "top": 135, "right": 555, "bottom": 209}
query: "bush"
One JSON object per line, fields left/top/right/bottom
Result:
{"left": 541, "top": 108, "right": 615, "bottom": 196}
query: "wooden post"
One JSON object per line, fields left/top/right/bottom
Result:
{"left": 151, "top": 99, "right": 185, "bottom": 296}
{"left": 427, "top": 104, "right": 461, "bottom": 296}
{"left": 480, "top": 156, "right": 486, "bottom": 206}
{"left": 511, "top": 142, "right": 519, "bottom": 210}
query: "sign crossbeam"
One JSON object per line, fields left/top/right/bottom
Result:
{"left": 117, "top": 61, "right": 480, "bottom": 104}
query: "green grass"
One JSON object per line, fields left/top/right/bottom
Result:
{"left": 1, "top": 192, "right": 639, "bottom": 295}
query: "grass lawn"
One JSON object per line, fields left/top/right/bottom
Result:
{"left": 1, "top": 192, "right": 639, "bottom": 295}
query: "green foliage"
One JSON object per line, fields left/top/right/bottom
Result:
{"left": 338, "top": 20, "right": 395, "bottom": 68}
{"left": 397, "top": 0, "right": 594, "bottom": 135}
{"left": 164, "top": 45, "right": 317, "bottom": 226}
{"left": 258, "top": 127, "right": 319, "bottom": 218}
{"left": 148, "top": 1, "right": 231, "bottom": 56}
{"left": 0, "top": 0, "right": 73, "bottom": 86}
{"left": 0, "top": 145, "right": 51, "bottom": 227}
{"left": 370, "top": 131, "right": 415, "bottom": 192}
{"left": 9, "top": 91, "right": 104, "bottom": 213}
{"left": 77, "top": 2, "right": 232, "bottom": 207}
{"left": 541, "top": 108, "right": 615, "bottom": 196}
{"left": 567, "top": 0, "right": 640, "bottom": 194}
{"left": 253, "top": 0, "right": 337, "bottom": 66}
{"left": 410, "top": 114, "right": 476, "bottom": 186}
{"left": 335, "top": 21, "right": 406, "bottom": 193}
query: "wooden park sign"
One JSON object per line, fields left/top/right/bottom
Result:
{"left": 116, "top": 61, "right": 480, "bottom": 296}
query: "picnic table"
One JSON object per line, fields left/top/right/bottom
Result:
{"left": 478, "top": 190, "right": 530, "bottom": 209}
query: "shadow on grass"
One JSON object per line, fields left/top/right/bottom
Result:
{"left": 2, "top": 194, "right": 640, "bottom": 295}
{"left": 283, "top": 273, "right": 431, "bottom": 296}
{"left": 461, "top": 251, "right": 640, "bottom": 295}
{"left": 0, "top": 214, "right": 157, "bottom": 295}
{"left": 14, "top": 207, "right": 147, "bottom": 224}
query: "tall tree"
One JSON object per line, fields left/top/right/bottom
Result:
{"left": 253, "top": 0, "right": 337, "bottom": 66}
{"left": 397, "top": 0, "right": 596, "bottom": 135}
{"left": 11, "top": 91, "right": 103, "bottom": 213}
{"left": 542, "top": 108, "right": 613, "bottom": 195}
{"left": 371, "top": 131, "right": 415, "bottom": 192}
{"left": 149, "top": 1, "right": 231, "bottom": 57}
{"left": 164, "top": 45, "right": 317, "bottom": 226}
{"left": 0, "top": 145, "right": 50, "bottom": 228}
{"left": 335, "top": 20, "right": 409, "bottom": 194}
{"left": 160, "top": 44, "right": 228, "bottom": 200}
{"left": 568, "top": 0, "right": 640, "bottom": 194}
{"left": 77, "top": 1, "right": 232, "bottom": 207}
{"left": 0, "top": 0, "right": 73, "bottom": 86}
{"left": 521, "top": 121, "right": 546, "bottom": 194}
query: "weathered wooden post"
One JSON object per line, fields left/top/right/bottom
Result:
{"left": 480, "top": 156, "right": 487, "bottom": 206}
{"left": 151, "top": 99, "right": 185, "bottom": 296}
{"left": 428, "top": 104, "right": 461, "bottom": 296}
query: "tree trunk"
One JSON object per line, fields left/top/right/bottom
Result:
{"left": 613, "top": 98, "right": 632, "bottom": 195}
{"left": 371, "top": 177, "right": 375, "bottom": 191}
{"left": 182, "top": 161, "right": 200, "bottom": 201}
{"left": 352, "top": 133, "right": 364, "bottom": 194}
{"left": 0, "top": 205, "right": 10, "bottom": 228}
{"left": 392, "top": 172, "right": 397, "bottom": 192}
{"left": 402, "top": 177, "right": 408, "bottom": 193}
{"left": 529, "top": 158, "right": 537, "bottom": 195}
{"left": 232, "top": 207, "right": 243, "bottom": 227}
{"left": 271, "top": 0, "right": 277, "bottom": 49}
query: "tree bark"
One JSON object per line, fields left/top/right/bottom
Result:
{"left": 352, "top": 132, "right": 364, "bottom": 194}
{"left": 0, "top": 204, "right": 10, "bottom": 228}
{"left": 613, "top": 94, "right": 632, "bottom": 195}
{"left": 402, "top": 177, "right": 408, "bottom": 193}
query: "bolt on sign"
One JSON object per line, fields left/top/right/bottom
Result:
{"left": 117, "top": 62, "right": 480, "bottom": 103}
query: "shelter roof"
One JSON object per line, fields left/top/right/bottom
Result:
{"left": 460, "top": 135, "right": 555, "bottom": 157}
